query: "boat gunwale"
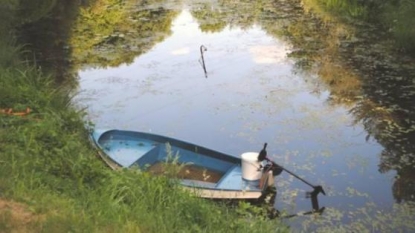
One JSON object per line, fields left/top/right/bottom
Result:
{"left": 90, "top": 129, "right": 271, "bottom": 199}
{"left": 97, "top": 129, "right": 241, "bottom": 164}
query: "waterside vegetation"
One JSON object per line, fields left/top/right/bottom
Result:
{"left": 1, "top": 0, "right": 414, "bottom": 232}
{"left": 301, "top": 0, "right": 415, "bottom": 54}
{"left": 0, "top": 65, "right": 288, "bottom": 233}
{"left": 0, "top": 1, "right": 288, "bottom": 232}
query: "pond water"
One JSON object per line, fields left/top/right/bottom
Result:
{"left": 57, "top": 0, "right": 415, "bottom": 231}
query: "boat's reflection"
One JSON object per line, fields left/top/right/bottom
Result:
{"left": 213, "top": 186, "right": 325, "bottom": 220}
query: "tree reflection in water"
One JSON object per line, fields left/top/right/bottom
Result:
{"left": 18, "top": 0, "right": 415, "bottom": 230}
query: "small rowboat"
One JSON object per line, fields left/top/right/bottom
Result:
{"left": 90, "top": 129, "right": 275, "bottom": 199}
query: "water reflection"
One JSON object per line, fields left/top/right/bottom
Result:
{"left": 275, "top": 0, "right": 415, "bottom": 230}
{"left": 17, "top": 0, "right": 81, "bottom": 82}
{"left": 69, "top": 1, "right": 179, "bottom": 69}
{"left": 74, "top": 2, "right": 378, "bottom": 228}
{"left": 21, "top": 0, "right": 415, "bottom": 231}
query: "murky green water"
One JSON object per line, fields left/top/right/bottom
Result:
{"left": 24, "top": 0, "right": 415, "bottom": 231}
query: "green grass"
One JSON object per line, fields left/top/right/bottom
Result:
{"left": 0, "top": 51, "right": 289, "bottom": 233}
{"left": 302, "top": 0, "right": 368, "bottom": 22}
{"left": 0, "top": 2, "right": 288, "bottom": 232}
{"left": 0, "top": 10, "right": 288, "bottom": 232}
{"left": 381, "top": 0, "right": 415, "bottom": 52}
{"left": 302, "top": 0, "right": 415, "bottom": 55}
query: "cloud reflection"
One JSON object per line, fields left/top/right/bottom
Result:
{"left": 249, "top": 45, "right": 287, "bottom": 64}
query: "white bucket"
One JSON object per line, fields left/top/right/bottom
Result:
{"left": 241, "top": 152, "right": 262, "bottom": 181}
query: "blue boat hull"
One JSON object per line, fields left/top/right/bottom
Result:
{"left": 90, "top": 129, "right": 274, "bottom": 199}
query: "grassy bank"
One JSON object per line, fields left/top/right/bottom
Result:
{"left": 0, "top": 20, "right": 288, "bottom": 233}
{"left": 0, "top": 3, "right": 288, "bottom": 233}
{"left": 380, "top": 0, "right": 415, "bottom": 52}
{"left": 0, "top": 57, "right": 290, "bottom": 233}
{"left": 302, "top": 0, "right": 415, "bottom": 54}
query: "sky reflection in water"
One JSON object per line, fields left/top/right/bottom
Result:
{"left": 77, "top": 9, "right": 400, "bottom": 230}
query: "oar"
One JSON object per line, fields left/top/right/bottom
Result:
{"left": 269, "top": 159, "right": 326, "bottom": 196}
{"left": 256, "top": 143, "right": 325, "bottom": 196}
